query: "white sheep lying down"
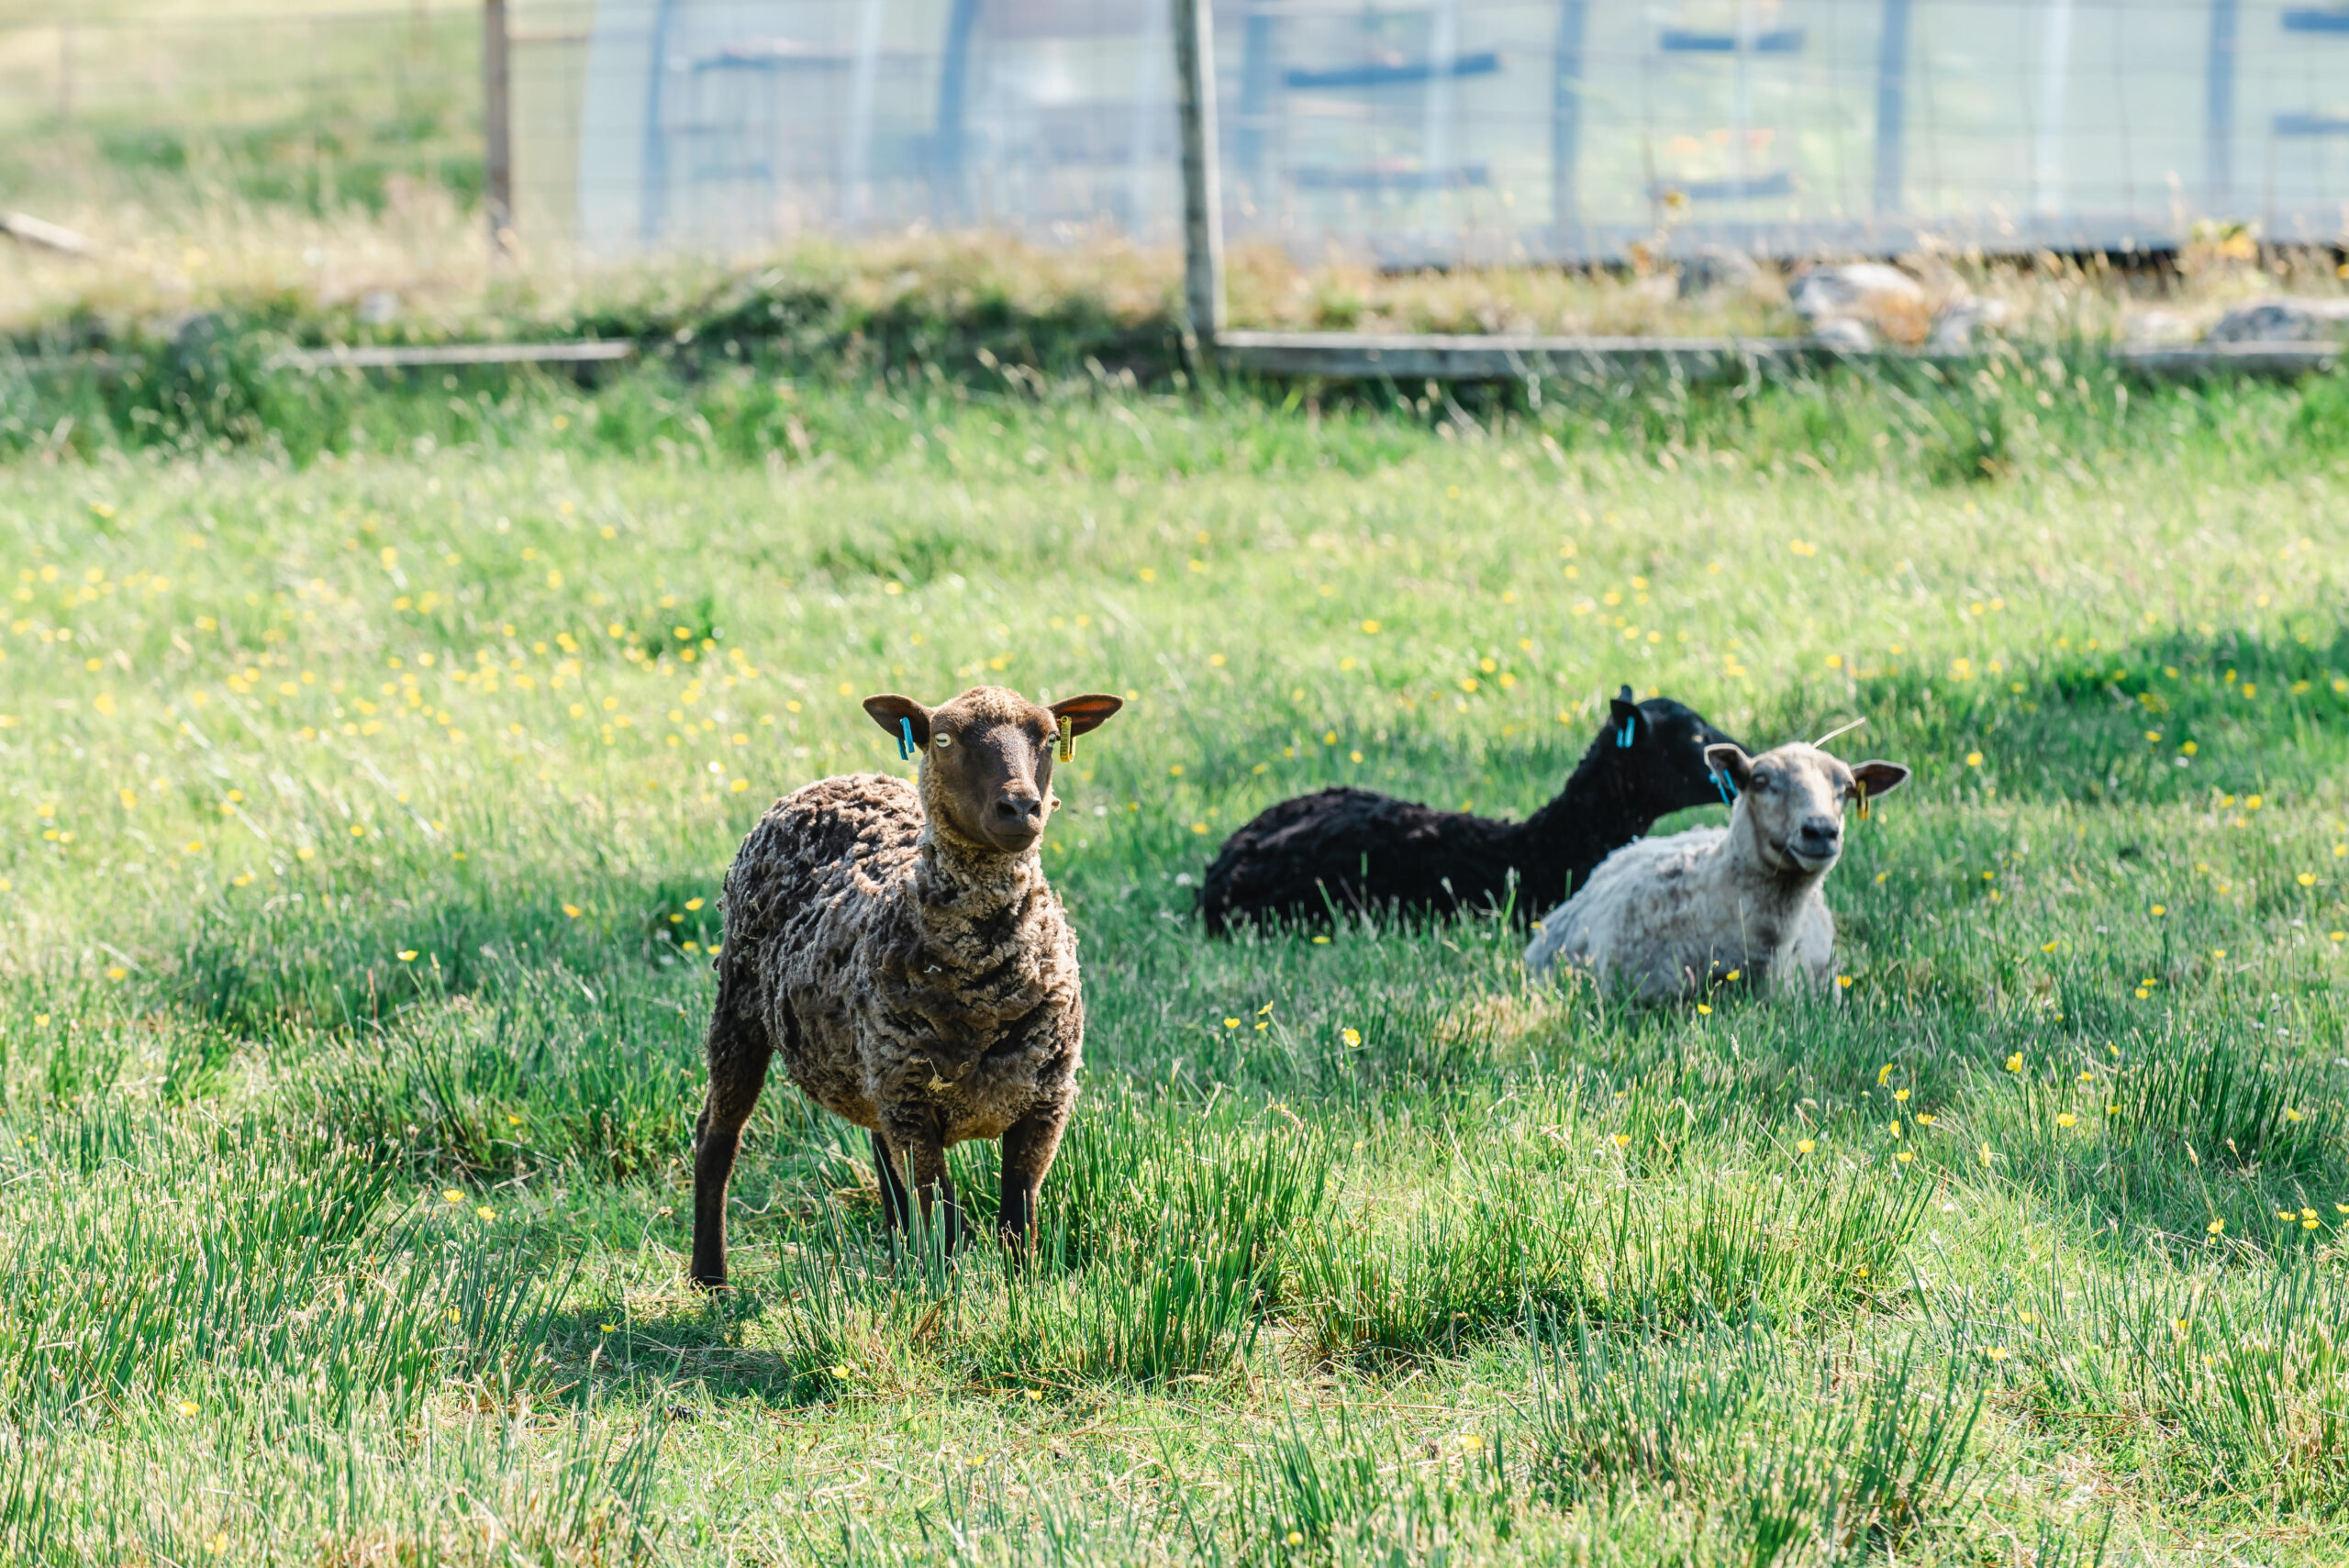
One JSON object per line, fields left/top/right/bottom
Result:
{"left": 1525, "top": 741, "right": 1909, "bottom": 1000}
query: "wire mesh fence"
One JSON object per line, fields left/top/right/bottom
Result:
{"left": 1, "top": 1, "right": 2343, "bottom": 268}
{"left": 575, "top": 0, "right": 1183, "bottom": 252}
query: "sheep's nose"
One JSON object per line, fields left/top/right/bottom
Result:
{"left": 990, "top": 792, "right": 1046, "bottom": 828}
{"left": 1797, "top": 816, "right": 1842, "bottom": 851}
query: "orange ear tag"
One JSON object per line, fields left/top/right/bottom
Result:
{"left": 1056, "top": 715, "right": 1075, "bottom": 762}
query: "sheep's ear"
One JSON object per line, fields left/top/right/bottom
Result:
{"left": 1050, "top": 694, "right": 1124, "bottom": 738}
{"left": 1609, "top": 686, "right": 1642, "bottom": 746}
{"left": 863, "top": 694, "right": 931, "bottom": 749}
{"left": 1848, "top": 761, "right": 1910, "bottom": 800}
{"left": 1704, "top": 743, "right": 1754, "bottom": 794}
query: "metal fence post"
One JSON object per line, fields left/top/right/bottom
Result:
{"left": 2205, "top": 0, "right": 2238, "bottom": 206}
{"left": 1550, "top": 0, "right": 1586, "bottom": 257}
{"left": 484, "top": 0, "right": 514, "bottom": 251}
{"left": 1873, "top": 0, "right": 1912, "bottom": 219}
{"left": 935, "top": 0, "right": 982, "bottom": 222}
{"left": 1173, "top": 0, "right": 1226, "bottom": 351}
{"left": 1236, "top": 4, "right": 1275, "bottom": 201}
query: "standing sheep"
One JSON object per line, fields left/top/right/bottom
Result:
{"left": 690, "top": 685, "right": 1124, "bottom": 1288}
{"left": 1199, "top": 688, "right": 1742, "bottom": 935}
{"left": 1523, "top": 741, "right": 1909, "bottom": 999}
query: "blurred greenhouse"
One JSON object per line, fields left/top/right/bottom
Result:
{"left": 582, "top": 0, "right": 2349, "bottom": 262}
{"left": 0, "top": 2, "right": 2340, "bottom": 268}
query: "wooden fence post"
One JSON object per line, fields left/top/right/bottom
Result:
{"left": 1172, "top": 0, "right": 1226, "bottom": 354}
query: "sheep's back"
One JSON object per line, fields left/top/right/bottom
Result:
{"left": 1203, "top": 785, "right": 1526, "bottom": 929}
{"left": 718, "top": 773, "right": 1085, "bottom": 1143}
{"left": 722, "top": 773, "right": 923, "bottom": 954}
{"left": 1525, "top": 827, "right": 1729, "bottom": 983}
{"left": 719, "top": 774, "right": 926, "bottom": 1122}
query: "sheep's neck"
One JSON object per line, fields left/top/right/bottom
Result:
{"left": 909, "top": 763, "right": 1045, "bottom": 932}
{"left": 1519, "top": 737, "right": 1653, "bottom": 848}
{"left": 1721, "top": 811, "right": 1826, "bottom": 942}
{"left": 911, "top": 828, "right": 1043, "bottom": 932}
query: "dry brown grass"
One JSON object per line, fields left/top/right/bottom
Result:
{"left": 6, "top": 197, "right": 2344, "bottom": 350}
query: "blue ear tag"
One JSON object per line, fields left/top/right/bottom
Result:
{"left": 897, "top": 717, "right": 917, "bottom": 761}
{"left": 1714, "top": 772, "right": 1738, "bottom": 805}
{"left": 1618, "top": 717, "right": 1635, "bottom": 749}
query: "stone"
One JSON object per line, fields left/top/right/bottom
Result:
{"left": 2205, "top": 296, "right": 2349, "bottom": 343}
{"left": 1787, "top": 261, "right": 1924, "bottom": 321}
{"left": 1677, "top": 246, "right": 1764, "bottom": 299}
{"left": 1927, "top": 295, "right": 2007, "bottom": 353}
{"left": 1809, "top": 316, "right": 1875, "bottom": 353}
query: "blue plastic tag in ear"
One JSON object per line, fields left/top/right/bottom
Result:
{"left": 897, "top": 717, "right": 917, "bottom": 761}
{"left": 1714, "top": 772, "right": 1738, "bottom": 805}
{"left": 1618, "top": 718, "right": 1635, "bottom": 749}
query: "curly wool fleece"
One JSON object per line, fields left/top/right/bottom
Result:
{"left": 715, "top": 766, "right": 1083, "bottom": 1152}
{"left": 690, "top": 684, "right": 1119, "bottom": 1286}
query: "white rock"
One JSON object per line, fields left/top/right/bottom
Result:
{"left": 1787, "top": 262, "right": 1923, "bottom": 322}
{"left": 1927, "top": 296, "right": 2008, "bottom": 352}
{"left": 1809, "top": 316, "right": 1876, "bottom": 353}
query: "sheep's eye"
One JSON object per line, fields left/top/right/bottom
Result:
{"left": 932, "top": 732, "right": 954, "bottom": 750}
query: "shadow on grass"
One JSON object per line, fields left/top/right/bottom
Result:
{"left": 537, "top": 1296, "right": 855, "bottom": 1411}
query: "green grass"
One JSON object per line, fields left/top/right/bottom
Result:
{"left": 0, "top": 356, "right": 2346, "bottom": 1564}
{"left": 0, "top": 6, "right": 484, "bottom": 221}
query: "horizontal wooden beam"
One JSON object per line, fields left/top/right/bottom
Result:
{"left": 2116, "top": 341, "right": 2339, "bottom": 376}
{"left": 0, "top": 210, "right": 104, "bottom": 259}
{"left": 20, "top": 332, "right": 2332, "bottom": 387}
{"left": 1213, "top": 330, "right": 2343, "bottom": 382}
{"left": 273, "top": 340, "right": 637, "bottom": 372}
{"left": 1212, "top": 330, "right": 1811, "bottom": 381}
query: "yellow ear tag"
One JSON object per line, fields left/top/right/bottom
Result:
{"left": 1056, "top": 715, "right": 1075, "bottom": 762}
{"left": 1855, "top": 781, "right": 1869, "bottom": 822}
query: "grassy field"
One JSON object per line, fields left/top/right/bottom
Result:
{"left": 1, "top": 354, "right": 2347, "bottom": 1565}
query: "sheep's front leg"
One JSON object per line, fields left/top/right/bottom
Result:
{"left": 883, "top": 1115, "right": 963, "bottom": 1251}
{"left": 691, "top": 1006, "right": 773, "bottom": 1290}
{"left": 997, "top": 1106, "right": 1069, "bottom": 1252}
{"left": 908, "top": 1134, "right": 963, "bottom": 1251}
{"left": 870, "top": 1129, "right": 914, "bottom": 1234}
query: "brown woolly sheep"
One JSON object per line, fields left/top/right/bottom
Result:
{"left": 1523, "top": 741, "right": 1909, "bottom": 1000}
{"left": 690, "top": 684, "right": 1124, "bottom": 1288}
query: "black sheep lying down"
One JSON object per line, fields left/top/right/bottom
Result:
{"left": 1199, "top": 687, "right": 1740, "bottom": 935}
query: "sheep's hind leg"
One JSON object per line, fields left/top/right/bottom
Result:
{"left": 690, "top": 986, "right": 773, "bottom": 1290}
{"left": 997, "top": 1107, "right": 1068, "bottom": 1253}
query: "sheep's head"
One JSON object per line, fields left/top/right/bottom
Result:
{"left": 1702, "top": 741, "right": 1910, "bottom": 878}
{"left": 1598, "top": 685, "right": 1744, "bottom": 816}
{"left": 864, "top": 685, "right": 1123, "bottom": 855}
